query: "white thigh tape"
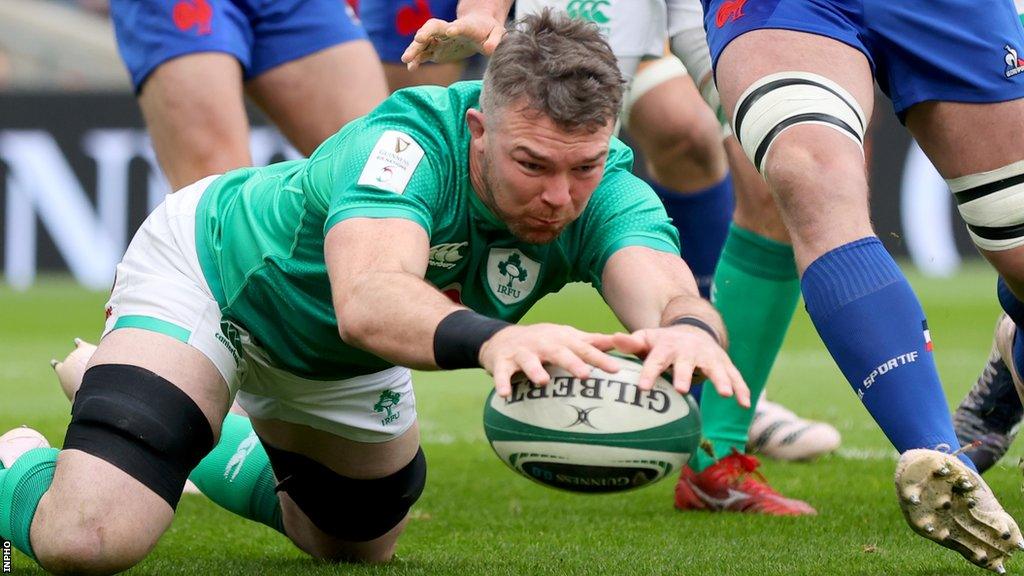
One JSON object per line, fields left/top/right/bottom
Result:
{"left": 622, "top": 56, "right": 689, "bottom": 129}
{"left": 947, "top": 159, "right": 1024, "bottom": 251}
{"left": 732, "top": 71, "right": 866, "bottom": 173}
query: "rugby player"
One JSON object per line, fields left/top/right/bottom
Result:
{"left": 951, "top": 3, "right": 1024, "bottom": 476}
{"left": 404, "top": 0, "right": 836, "bottom": 516}
{"left": 0, "top": 12, "right": 749, "bottom": 574}
{"left": 109, "top": 0, "right": 388, "bottom": 189}
{"left": 406, "top": 0, "right": 1024, "bottom": 571}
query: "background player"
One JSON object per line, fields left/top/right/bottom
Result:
{"left": 0, "top": 12, "right": 749, "bottom": 574}
{"left": 110, "top": 0, "right": 388, "bottom": 190}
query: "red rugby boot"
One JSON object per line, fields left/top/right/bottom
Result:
{"left": 674, "top": 449, "right": 816, "bottom": 516}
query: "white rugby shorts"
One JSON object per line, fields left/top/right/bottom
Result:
{"left": 103, "top": 176, "right": 416, "bottom": 443}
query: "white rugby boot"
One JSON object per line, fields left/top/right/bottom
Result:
{"left": 0, "top": 427, "right": 50, "bottom": 470}
{"left": 896, "top": 449, "right": 1023, "bottom": 573}
{"left": 747, "top": 398, "right": 841, "bottom": 461}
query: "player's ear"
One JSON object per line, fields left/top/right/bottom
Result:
{"left": 466, "top": 108, "right": 487, "bottom": 141}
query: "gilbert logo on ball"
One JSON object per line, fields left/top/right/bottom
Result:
{"left": 483, "top": 355, "right": 701, "bottom": 493}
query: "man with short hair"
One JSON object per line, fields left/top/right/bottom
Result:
{"left": 0, "top": 12, "right": 748, "bottom": 574}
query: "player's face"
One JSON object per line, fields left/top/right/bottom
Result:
{"left": 470, "top": 104, "right": 614, "bottom": 244}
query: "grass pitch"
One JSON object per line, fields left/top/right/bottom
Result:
{"left": 2, "top": 263, "right": 1022, "bottom": 575}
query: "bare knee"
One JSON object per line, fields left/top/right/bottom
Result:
{"left": 759, "top": 132, "right": 872, "bottom": 258}
{"left": 639, "top": 113, "right": 728, "bottom": 188}
{"left": 36, "top": 520, "right": 156, "bottom": 576}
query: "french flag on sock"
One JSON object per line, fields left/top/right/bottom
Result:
{"left": 922, "top": 320, "right": 933, "bottom": 352}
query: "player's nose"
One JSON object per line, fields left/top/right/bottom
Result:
{"left": 540, "top": 173, "right": 572, "bottom": 207}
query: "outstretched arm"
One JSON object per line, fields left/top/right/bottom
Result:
{"left": 327, "top": 216, "right": 621, "bottom": 394}
{"left": 601, "top": 246, "right": 750, "bottom": 406}
{"left": 327, "top": 217, "right": 459, "bottom": 370}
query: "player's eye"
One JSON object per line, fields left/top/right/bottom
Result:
{"left": 518, "top": 160, "right": 544, "bottom": 172}
{"left": 574, "top": 164, "right": 597, "bottom": 174}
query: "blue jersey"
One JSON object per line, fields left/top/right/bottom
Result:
{"left": 702, "top": 0, "right": 1024, "bottom": 117}
{"left": 359, "top": 0, "right": 459, "bottom": 63}
{"left": 111, "top": 0, "right": 367, "bottom": 91}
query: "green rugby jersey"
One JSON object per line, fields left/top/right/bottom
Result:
{"left": 194, "top": 81, "right": 679, "bottom": 380}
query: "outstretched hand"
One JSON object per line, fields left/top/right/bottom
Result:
{"left": 401, "top": 14, "right": 506, "bottom": 69}
{"left": 479, "top": 323, "right": 620, "bottom": 398}
{"left": 612, "top": 325, "right": 750, "bottom": 407}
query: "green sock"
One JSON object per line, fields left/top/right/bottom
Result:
{"left": 189, "top": 413, "right": 284, "bottom": 533}
{"left": 693, "top": 225, "right": 800, "bottom": 472}
{"left": 0, "top": 447, "right": 59, "bottom": 561}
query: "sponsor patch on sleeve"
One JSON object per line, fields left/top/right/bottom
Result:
{"left": 356, "top": 130, "right": 426, "bottom": 195}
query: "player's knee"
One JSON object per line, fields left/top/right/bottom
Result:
{"left": 265, "top": 442, "right": 427, "bottom": 548}
{"left": 648, "top": 121, "right": 722, "bottom": 177}
{"left": 172, "top": 133, "right": 250, "bottom": 179}
{"left": 762, "top": 135, "right": 864, "bottom": 195}
{"left": 39, "top": 523, "right": 150, "bottom": 576}
{"left": 947, "top": 159, "right": 1024, "bottom": 252}
{"left": 63, "top": 364, "right": 217, "bottom": 510}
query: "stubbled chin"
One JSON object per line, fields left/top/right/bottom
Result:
{"left": 512, "top": 228, "right": 562, "bottom": 245}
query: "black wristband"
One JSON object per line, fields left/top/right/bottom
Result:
{"left": 433, "top": 309, "right": 512, "bottom": 369}
{"left": 668, "top": 316, "right": 721, "bottom": 345}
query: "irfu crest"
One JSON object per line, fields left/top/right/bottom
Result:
{"left": 374, "top": 390, "right": 402, "bottom": 426}
{"left": 487, "top": 248, "right": 541, "bottom": 305}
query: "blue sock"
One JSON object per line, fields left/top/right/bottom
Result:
{"left": 651, "top": 175, "right": 734, "bottom": 299}
{"left": 802, "top": 237, "right": 972, "bottom": 469}
{"left": 997, "top": 276, "right": 1024, "bottom": 378}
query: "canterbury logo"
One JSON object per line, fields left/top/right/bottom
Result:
{"left": 224, "top": 432, "right": 259, "bottom": 481}
{"left": 428, "top": 242, "right": 467, "bottom": 269}
{"left": 715, "top": 0, "right": 747, "bottom": 28}
{"left": 566, "top": 0, "right": 610, "bottom": 24}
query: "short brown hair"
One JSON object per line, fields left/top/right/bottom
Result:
{"left": 480, "top": 8, "right": 625, "bottom": 133}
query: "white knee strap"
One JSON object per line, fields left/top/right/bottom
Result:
{"left": 621, "top": 56, "right": 689, "bottom": 130}
{"left": 947, "top": 159, "right": 1024, "bottom": 251}
{"left": 732, "top": 71, "right": 867, "bottom": 173}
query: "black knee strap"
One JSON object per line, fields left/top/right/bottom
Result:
{"left": 263, "top": 440, "right": 426, "bottom": 542}
{"left": 63, "top": 364, "right": 215, "bottom": 509}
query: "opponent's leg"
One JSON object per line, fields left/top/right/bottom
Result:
{"left": 246, "top": 40, "right": 388, "bottom": 156}
{"left": 907, "top": 100, "right": 1024, "bottom": 475}
{"left": 138, "top": 53, "right": 252, "bottom": 190}
{"left": 715, "top": 27, "right": 1019, "bottom": 570}
{"left": 715, "top": 28, "right": 969, "bottom": 460}
{"left": 2, "top": 329, "right": 227, "bottom": 574}
{"left": 624, "top": 57, "right": 733, "bottom": 298}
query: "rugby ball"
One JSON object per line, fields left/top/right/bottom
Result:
{"left": 483, "top": 355, "right": 701, "bottom": 493}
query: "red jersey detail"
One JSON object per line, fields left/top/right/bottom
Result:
{"left": 105, "top": 306, "right": 113, "bottom": 320}
{"left": 715, "top": 0, "right": 747, "bottom": 28}
{"left": 443, "top": 288, "right": 462, "bottom": 304}
{"left": 173, "top": 0, "right": 213, "bottom": 35}
{"left": 396, "top": 0, "right": 433, "bottom": 36}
